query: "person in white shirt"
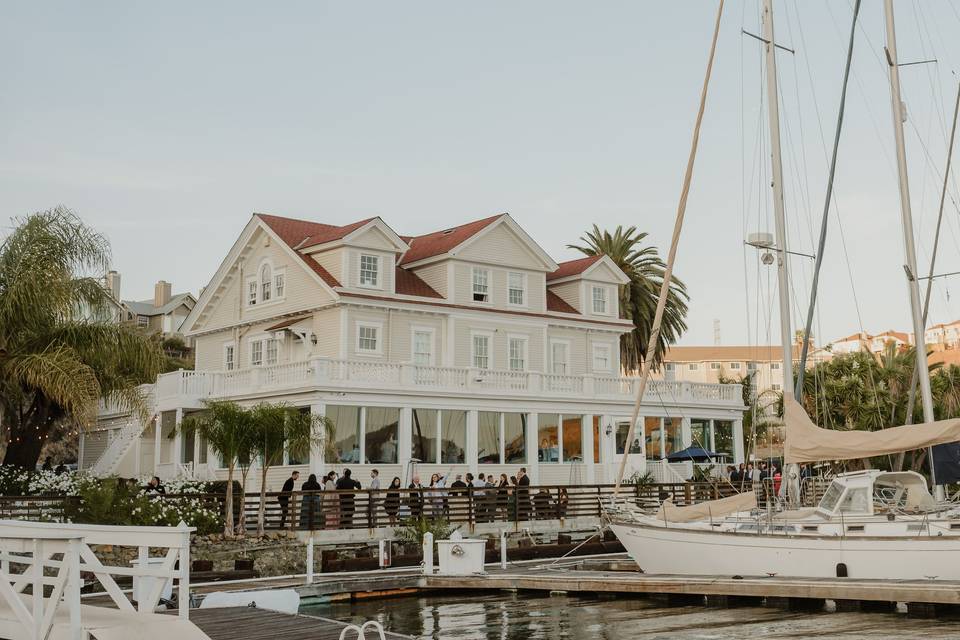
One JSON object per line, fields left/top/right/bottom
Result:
{"left": 369, "top": 469, "right": 381, "bottom": 490}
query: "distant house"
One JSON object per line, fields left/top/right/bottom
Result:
{"left": 122, "top": 280, "right": 196, "bottom": 336}
{"left": 828, "top": 330, "right": 911, "bottom": 356}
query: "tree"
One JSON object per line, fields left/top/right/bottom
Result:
{"left": 0, "top": 208, "right": 163, "bottom": 467}
{"left": 249, "top": 403, "right": 331, "bottom": 537}
{"left": 569, "top": 225, "right": 688, "bottom": 371}
{"left": 179, "top": 401, "right": 255, "bottom": 536}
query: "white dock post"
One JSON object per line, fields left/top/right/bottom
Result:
{"left": 178, "top": 522, "right": 190, "bottom": 619}
{"left": 422, "top": 532, "right": 434, "bottom": 575}
{"left": 66, "top": 538, "right": 82, "bottom": 640}
{"left": 500, "top": 531, "right": 507, "bottom": 570}
{"left": 306, "top": 537, "right": 314, "bottom": 585}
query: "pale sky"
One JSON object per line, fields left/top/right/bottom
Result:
{"left": 4, "top": 1, "right": 960, "bottom": 347}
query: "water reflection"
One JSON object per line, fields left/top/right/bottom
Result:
{"left": 302, "top": 592, "right": 960, "bottom": 639}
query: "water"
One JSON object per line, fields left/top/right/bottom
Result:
{"left": 302, "top": 592, "right": 960, "bottom": 639}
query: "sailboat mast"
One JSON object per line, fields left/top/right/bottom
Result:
{"left": 883, "top": 0, "right": 939, "bottom": 490}
{"left": 761, "top": 0, "right": 794, "bottom": 398}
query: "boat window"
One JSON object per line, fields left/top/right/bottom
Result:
{"left": 838, "top": 488, "right": 870, "bottom": 514}
{"left": 818, "top": 481, "right": 844, "bottom": 512}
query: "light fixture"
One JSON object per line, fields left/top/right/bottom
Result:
{"left": 604, "top": 424, "right": 613, "bottom": 436}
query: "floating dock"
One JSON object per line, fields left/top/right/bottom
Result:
{"left": 188, "top": 607, "right": 415, "bottom": 640}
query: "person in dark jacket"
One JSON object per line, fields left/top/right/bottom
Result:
{"left": 384, "top": 477, "right": 402, "bottom": 525}
{"left": 517, "top": 467, "right": 531, "bottom": 520}
{"left": 299, "top": 473, "right": 322, "bottom": 529}
{"left": 407, "top": 476, "right": 424, "bottom": 518}
{"left": 336, "top": 468, "right": 361, "bottom": 527}
{"left": 279, "top": 471, "right": 299, "bottom": 528}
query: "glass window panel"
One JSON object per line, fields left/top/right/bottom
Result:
{"left": 473, "top": 335, "right": 490, "bottom": 369}
{"left": 265, "top": 339, "right": 278, "bottom": 365}
{"left": 478, "top": 411, "right": 501, "bottom": 464}
{"left": 365, "top": 407, "right": 399, "bottom": 464}
{"left": 181, "top": 428, "right": 195, "bottom": 464}
{"left": 713, "top": 420, "right": 734, "bottom": 458}
{"left": 472, "top": 268, "right": 489, "bottom": 302}
{"left": 664, "top": 417, "right": 683, "bottom": 458}
{"left": 440, "top": 410, "right": 466, "bottom": 463}
{"left": 691, "top": 419, "right": 710, "bottom": 450}
{"left": 358, "top": 325, "right": 378, "bottom": 352}
{"left": 508, "top": 272, "right": 524, "bottom": 305}
{"left": 251, "top": 340, "right": 262, "bottom": 366}
{"left": 198, "top": 435, "right": 208, "bottom": 464}
{"left": 551, "top": 342, "right": 568, "bottom": 374}
{"left": 640, "top": 417, "right": 661, "bottom": 459}
{"left": 274, "top": 273, "right": 285, "bottom": 297}
{"left": 592, "top": 416, "right": 601, "bottom": 464}
{"left": 508, "top": 337, "right": 526, "bottom": 371}
{"left": 327, "top": 405, "right": 361, "bottom": 464}
{"left": 286, "top": 407, "right": 310, "bottom": 466}
{"left": 360, "top": 255, "right": 379, "bottom": 286}
{"left": 411, "top": 409, "right": 438, "bottom": 463}
{"left": 504, "top": 413, "right": 527, "bottom": 463}
{"left": 562, "top": 416, "right": 583, "bottom": 462}
{"left": 413, "top": 331, "right": 432, "bottom": 366}
{"left": 538, "top": 413, "right": 559, "bottom": 463}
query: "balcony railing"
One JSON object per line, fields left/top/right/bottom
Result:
{"left": 152, "top": 357, "right": 743, "bottom": 408}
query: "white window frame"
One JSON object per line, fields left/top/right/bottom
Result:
{"left": 250, "top": 339, "right": 263, "bottom": 367}
{"left": 137, "top": 315, "right": 149, "bottom": 328}
{"left": 356, "top": 321, "right": 383, "bottom": 356}
{"left": 730, "top": 362, "right": 741, "bottom": 370}
{"left": 664, "top": 363, "right": 675, "bottom": 371}
{"left": 471, "top": 331, "right": 493, "bottom": 369}
{"left": 508, "top": 335, "right": 528, "bottom": 372}
{"left": 688, "top": 363, "right": 698, "bottom": 371}
{"left": 550, "top": 339, "right": 570, "bottom": 375}
{"left": 265, "top": 337, "right": 279, "bottom": 365}
{"left": 411, "top": 327, "right": 435, "bottom": 366}
{"left": 592, "top": 343, "right": 612, "bottom": 373}
{"left": 507, "top": 271, "right": 526, "bottom": 307}
{"left": 260, "top": 263, "right": 272, "bottom": 302}
{"left": 771, "top": 362, "right": 781, "bottom": 370}
{"left": 246, "top": 278, "right": 258, "bottom": 307}
{"left": 358, "top": 254, "right": 381, "bottom": 289}
{"left": 224, "top": 342, "right": 236, "bottom": 371}
{"left": 710, "top": 362, "right": 720, "bottom": 370}
{"left": 591, "top": 285, "right": 609, "bottom": 315}
{"left": 472, "top": 267, "right": 491, "bottom": 303}
{"left": 274, "top": 271, "right": 285, "bottom": 299}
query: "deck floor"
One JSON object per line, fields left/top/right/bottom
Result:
{"left": 188, "top": 606, "right": 414, "bottom": 640}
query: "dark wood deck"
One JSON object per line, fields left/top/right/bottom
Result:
{"left": 189, "top": 606, "right": 414, "bottom": 640}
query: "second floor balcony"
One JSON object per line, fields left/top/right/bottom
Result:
{"left": 151, "top": 357, "right": 744, "bottom": 411}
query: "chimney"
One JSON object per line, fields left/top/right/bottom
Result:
{"left": 154, "top": 280, "right": 172, "bottom": 307}
{"left": 106, "top": 270, "right": 121, "bottom": 300}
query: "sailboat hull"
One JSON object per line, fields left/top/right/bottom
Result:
{"left": 610, "top": 519, "right": 960, "bottom": 580}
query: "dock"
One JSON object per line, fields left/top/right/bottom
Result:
{"left": 188, "top": 607, "right": 414, "bottom": 640}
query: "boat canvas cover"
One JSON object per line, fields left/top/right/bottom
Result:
{"left": 784, "top": 396, "right": 960, "bottom": 463}
{"left": 656, "top": 490, "right": 757, "bottom": 523}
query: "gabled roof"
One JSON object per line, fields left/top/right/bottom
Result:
{"left": 124, "top": 293, "right": 195, "bottom": 317}
{"left": 255, "top": 214, "right": 343, "bottom": 287}
{"left": 394, "top": 267, "right": 443, "bottom": 298}
{"left": 399, "top": 214, "right": 503, "bottom": 266}
{"left": 546, "top": 255, "right": 603, "bottom": 281}
{"left": 546, "top": 290, "right": 578, "bottom": 314}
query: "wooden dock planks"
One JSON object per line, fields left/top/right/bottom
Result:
{"left": 188, "top": 607, "right": 414, "bottom": 640}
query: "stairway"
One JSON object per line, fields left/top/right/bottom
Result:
{"left": 89, "top": 389, "right": 155, "bottom": 476}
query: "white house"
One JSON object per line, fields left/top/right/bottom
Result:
{"left": 80, "top": 212, "right": 745, "bottom": 490}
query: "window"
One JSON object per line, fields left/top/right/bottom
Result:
{"left": 478, "top": 411, "right": 501, "bottom": 464}
{"left": 710, "top": 362, "right": 720, "bottom": 370}
{"left": 730, "top": 362, "right": 741, "bottom": 370}
{"left": 772, "top": 383, "right": 782, "bottom": 391}
{"left": 411, "top": 408, "right": 438, "bottom": 463}
{"left": 359, "top": 254, "right": 379, "bottom": 287}
{"left": 592, "top": 286, "right": 607, "bottom": 314}
{"left": 771, "top": 362, "right": 781, "bottom": 370}
{"left": 640, "top": 417, "right": 663, "bottom": 458}
{"left": 274, "top": 273, "right": 285, "bottom": 298}
{"left": 472, "top": 268, "right": 490, "bottom": 302}
{"left": 538, "top": 413, "right": 583, "bottom": 463}
{"left": 251, "top": 340, "right": 263, "bottom": 366}
{"left": 472, "top": 334, "right": 490, "bottom": 369}
{"left": 688, "top": 363, "right": 698, "bottom": 371}
{"left": 551, "top": 341, "right": 569, "bottom": 375}
{"left": 224, "top": 344, "right": 235, "bottom": 371}
{"left": 504, "top": 413, "right": 527, "bottom": 463}
{"left": 260, "top": 264, "right": 272, "bottom": 302}
{"left": 248, "top": 280, "right": 257, "bottom": 306}
{"left": 357, "top": 323, "right": 380, "bottom": 354}
{"left": 137, "top": 315, "right": 149, "bottom": 328}
{"left": 747, "top": 362, "right": 757, "bottom": 371}
{"left": 286, "top": 407, "right": 310, "bottom": 465}
{"left": 365, "top": 407, "right": 399, "bottom": 464}
{"left": 265, "top": 339, "right": 278, "bottom": 365}
{"left": 327, "top": 405, "right": 361, "bottom": 463}
{"left": 440, "top": 410, "right": 467, "bottom": 463}
{"left": 665, "top": 363, "right": 675, "bottom": 371}
{"left": 508, "top": 336, "right": 527, "bottom": 371}
{"left": 592, "top": 343, "right": 612, "bottom": 372}
{"left": 413, "top": 330, "right": 433, "bottom": 366}
{"left": 663, "top": 417, "right": 682, "bottom": 457}
{"left": 508, "top": 272, "right": 525, "bottom": 306}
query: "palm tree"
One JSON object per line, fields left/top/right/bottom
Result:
{"left": 0, "top": 208, "right": 163, "bottom": 467}
{"left": 249, "top": 403, "right": 332, "bottom": 536}
{"left": 569, "top": 225, "right": 688, "bottom": 371}
{"left": 179, "top": 401, "right": 255, "bottom": 536}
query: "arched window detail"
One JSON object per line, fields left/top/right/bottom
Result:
{"left": 260, "top": 263, "right": 272, "bottom": 302}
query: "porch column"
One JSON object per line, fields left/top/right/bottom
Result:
{"left": 398, "top": 406, "right": 412, "bottom": 471}
{"left": 193, "top": 418, "right": 202, "bottom": 468}
{"left": 153, "top": 416, "right": 161, "bottom": 472}
{"left": 526, "top": 413, "right": 540, "bottom": 484}
{"left": 466, "top": 409, "right": 479, "bottom": 477}
{"left": 732, "top": 417, "right": 745, "bottom": 464}
{"left": 310, "top": 402, "right": 326, "bottom": 477}
{"left": 583, "top": 414, "right": 596, "bottom": 484}
{"left": 680, "top": 416, "right": 692, "bottom": 449}
{"left": 709, "top": 419, "right": 716, "bottom": 452}
{"left": 173, "top": 408, "right": 183, "bottom": 468}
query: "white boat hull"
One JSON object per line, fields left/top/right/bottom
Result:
{"left": 610, "top": 519, "right": 960, "bottom": 580}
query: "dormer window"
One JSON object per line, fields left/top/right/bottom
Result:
{"left": 359, "top": 254, "right": 380, "bottom": 288}
{"left": 472, "top": 268, "right": 490, "bottom": 303}
{"left": 592, "top": 286, "right": 608, "bottom": 314}
{"left": 508, "top": 272, "right": 525, "bottom": 306}
{"left": 260, "top": 264, "right": 272, "bottom": 301}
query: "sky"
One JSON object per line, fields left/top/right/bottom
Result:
{"left": 4, "top": 1, "right": 960, "bottom": 347}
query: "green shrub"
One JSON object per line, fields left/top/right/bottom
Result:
{"left": 395, "top": 517, "right": 455, "bottom": 547}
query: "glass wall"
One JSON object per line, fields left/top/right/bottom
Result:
{"left": 640, "top": 417, "right": 662, "bottom": 459}
{"left": 538, "top": 413, "right": 582, "bottom": 462}
{"left": 440, "top": 410, "right": 466, "bottom": 463}
{"left": 562, "top": 416, "right": 583, "bottom": 462}
{"left": 287, "top": 407, "right": 310, "bottom": 466}
{"left": 538, "top": 414, "right": 560, "bottom": 462}
{"left": 411, "top": 408, "right": 438, "bottom": 463}
{"left": 365, "top": 407, "right": 400, "bottom": 464}
{"left": 713, "top": 420, "right": 734, "bottom": 458}
{"left": 327, "top": 405, "right": 362, "bottom": 463}
{"left": 691, "top": 418, "right": 710, "bottom": 451}
{"left": 504, "top": 413, "right": 527, "bottom": 463}
{"left": 478, "top": 411, "right": 501, "bottom": 464}
{"left": 664, "top": 417, "right": 683, "bottom": 458}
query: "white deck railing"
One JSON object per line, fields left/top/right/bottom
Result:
{"left": 153, "top": 357, "right": 743, "bottom": 408}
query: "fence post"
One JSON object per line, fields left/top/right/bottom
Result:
{"left": 467, "top": 487, "right": 475, "bottom": 533}
{"left": 67, "top": 538, "right": 82, "bottom": 640}
{"left": 422, "top": 532, "right": 434, "bottom": 575}
{"left": 305, "top": 538, "right": 314, "bottom": 585}
{"left": 178, "top": 521, "right": 190, "bottom": 620}
{"left": 500, "top": 530, "right": 508, "bottom": 570}
{"left": 289, "top": 492, "right": 298, "bottom": 532}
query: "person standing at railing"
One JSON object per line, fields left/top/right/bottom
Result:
{"left": 279, "top": 471, "right": 299, "bottom": 528}
{"left": 407, "top": 476, "right": 424, "bottom": 518}
{"left": 300, "top": 473, "right": 322, "bottom": 529}
{"left": 336, "top": 469, "right": 361, "bottom": 528}
{"left": 323, "top": 471, "right": 340, "bottom": 529}
{"left": 384, "top": 477, "right": 402, "bottom": 526}
{"left": 516, "top": 468, "right": 531, "bottom": 520}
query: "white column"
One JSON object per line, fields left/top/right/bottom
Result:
{"left": 310, "top": 402, "right": 326, "bottom": 477}
{"left": 733, "top": 417, "right": 745, "bottom": 464}
{"left": 526, "top": 413, "right": 539, "bottom": 484}
{"left": 583, "top": 414, "right": 596, "bottom": 484}
{"left": 173, "top": 408, "right": 184, "bottom": 470}
{"left": 680, "top": 416, "right": 692, "bottom": 449}
{"left": 398, "top": 406, "right": 412, "bottom": 469}
{"left": 153, "top": 416, "right": 162, "bottom": 472}
{"left": 466, "top": 409, "right": 479, "bottom": 477}
{"left": 709, "top": 419, "right": 716, "bottom": 452}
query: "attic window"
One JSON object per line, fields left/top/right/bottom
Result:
{"left": 472, "top": 268, "right": 490, "bottom": 303}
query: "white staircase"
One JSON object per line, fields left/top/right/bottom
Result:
{"left": 90, "top": 389, "right": 155, "bottom": 476}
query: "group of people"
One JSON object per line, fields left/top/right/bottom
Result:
{"left": 276, "top": 467, "right": 564, "bottom": 530}
{"left": 726, "top": 461, "right": 813, "bottom": 497}
{"left": 39, "top": 457, "right": 69, "bottom": 475}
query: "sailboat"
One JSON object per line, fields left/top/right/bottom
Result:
{"left": 607, "top": 0, "right": 960, "bottom": 580}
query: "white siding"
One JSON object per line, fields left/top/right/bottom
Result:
{"left": 453, "top": 318, "right": 545, "bottom": 371}
{"left": 311, "top": 248, "right": 344, "bottom": 285}
{"left": 548, "top": 281, "right": 581, "bottom": 313}
{"left": 456, "top": 223, "right": 545, "bottom": 270}
{"left": 412, "top": 262, "right": 449, "bottom": 298}
{"left": 194, "top": 329, "right": 235, "bottom": 371}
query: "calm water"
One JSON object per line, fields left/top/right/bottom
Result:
{"left": 302, "top": 592, "right": 960, "bottom": 639}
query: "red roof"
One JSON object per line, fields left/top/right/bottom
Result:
{"left": 256, "top": 214, "right": 344, "bottom": 287}
{"left": 399, "top": 214, "right": 503, "bottom": 265}
{"left": 546, "top": 291, "right": 578, "bottom": 314}
{"left": 394, "top": 267, "right": 442, "bottom": 298}
{"left": 547, "top": 255, "right": 603, "bottom": 281}
{"left": 265, "top": 316, "right": 311, "bottom": 331}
